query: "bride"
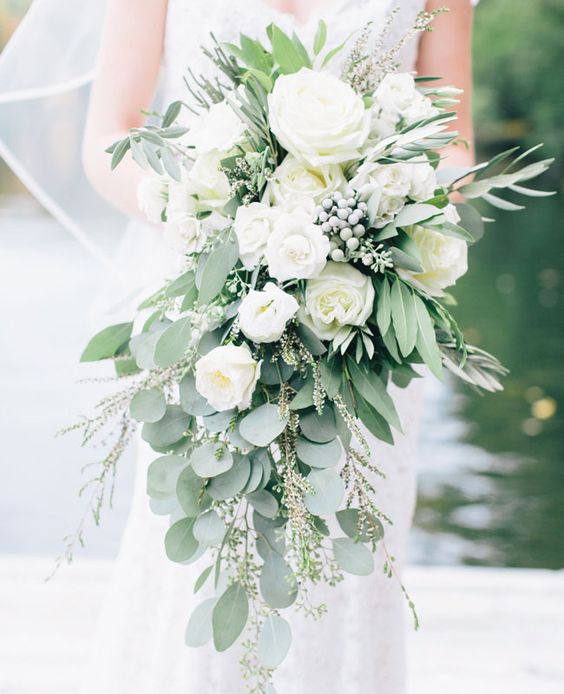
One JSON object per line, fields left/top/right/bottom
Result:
{"left": 68, "top": 1, "right": 474, "bottom": 692}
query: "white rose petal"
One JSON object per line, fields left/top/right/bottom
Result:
{"left": 374, "top": 73, "right": 420, "bottom": 117}
{"left": 187, "top": 150, "right": 232, "bottom": 211}
{"left": 350, "top": 162, "right": 411, "bottom": 227}
{"left": 183, "top": 100, "right": 246, "bottom": 154}
{"left": 268, "top": 68, "right": 370, "bottom": 167}
{"left": 195, "top": 344, "right": 260, "bottom": 411}
{"left": 399, "top": 225, "right": 468, "bottom": 296}
{"left": 238, "top": 283, "right": 299, "bottom": 343}
{"left": 137, "top": 175, "right": 168, "bottom": 224}
{"left": 163, "top": 181, "right": 208, "bottom": 254}
{"left": 266, "top": 211, "right": 330, "bottom": 281}
{"left": 443, "top": 203, "right": 461, "bottom": 225}
{"left": 408, "top": 156, "right": 437, "bottom": 202}
{"left": 264, "top": 155, "right": 347, "bottom": 210}
{"left": 233, "top": 202, "right": 279, "bottom": 269}
{"left": 300, "top": 262, "right": 375, "bottom": 340}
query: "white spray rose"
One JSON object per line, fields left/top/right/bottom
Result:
{"left": 268, "top": 68, "right": 370, "bottom": 167}
{"left": 233, "top": 202, "right": 279, "bottom": 269}
{"left": 137, "top": 175, "right": 168, "bottom": 224}
{"left": 195, "top": 344, "right": 260, "bottom": 411}
{"left": 238, "top": 283, "right": 299, "bottom": 343}
{"left": 408, "top": 156, "right": 437, "bottom": 202}
{"left": 266, "top": 211, "right": 330, "bottom": 281}
{"left": 300, "top": 262, "right": 375, "bottom": 340}
{"left": 183, "top": 100, "right": 246, "bottom": 154}
{"left": 373, "top": 73, "right": 438, "bottom": 125}
{"left": 264, "top": 155, "right": 347, "bottom": 210}
{"left": 350, "top": 161, "right": 411, "bottom": 227}
{"left": 187, "top": 150, "right": 232, "bottom": 211}
{"left": 399, "top": 225, "right": 468, "bottom": 296}
{"left": 163, "top": 181, "right": 208, "bottom": 254}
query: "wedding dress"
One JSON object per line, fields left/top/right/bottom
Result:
{"left": 79, "top": 2, "right": 428, "bottom": 692}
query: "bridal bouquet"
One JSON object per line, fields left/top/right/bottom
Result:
{"left": 68, "top": 12, "right": 552, "bottom": 690}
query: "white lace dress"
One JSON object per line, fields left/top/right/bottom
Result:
{"left": 80, "top": 2, "right": 427, "bottom": 692}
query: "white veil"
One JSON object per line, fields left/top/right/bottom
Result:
{"left": 0, "top": 0, "right": 125, "bottom": 278}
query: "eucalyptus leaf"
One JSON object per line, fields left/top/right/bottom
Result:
{"left": 193, "top": 510, "right": 226, "bottom": 547}
{"left": 304, "top": 469, "right": 345, "bottom": 515}
{"left": 197, "top": 236, "right": 239, "bottom": 307}
{"left": 336, "top": 508, "right": 383, "bottom": 543}
{"left": 176, "top": 466, "right": 210, "bottom": 517}
{"left": 202, "top": 409, "right": 235, "bottom": 433}
{"left": 147, "top": 454, "right": 188, "bottom": 500}
{"left": 130, "top": 388, "right": 166, "bottom": 423}
{"left": 239, "top": 404, "right": 288, "bottom": 447}
{"left": 254, "top": 511, "right": 286, "bottom": 557}
{"left": 208, "top": 455, "right": 251, "bottom": 500}
{"left": 212, "top": 582, "right": 249, "bottom": 652}
{"left": 260, "top": 549, "right": 298, "bottom": 609}
{"left": 296, "top": 437, "right": 342, "bottom": 469}
{"left": 299, "top": 406, "right": 337, "bottom": 443}
{"left": 376, "top": 277, "right": 392, "bottom": 336}
{"left": 346, "top": 360, "right": 402, "bottom": 432}
{"left": 247, "top": 490, "right": 279, "bottom": 519}
{"left": 153, "top": 317, "right": 193, "bottom": 368}
{"left": 390, "top": 280, "right": 417, "bottom": 357}
{"left": 80, "top": 322, "right": 133, "bottom": 362}
{"left": 395, "top": 203, "right": 441, "bottom": 227}
{"left": 191, "top": 443, "right": 233, "bottom": 479}
{"left": 142, "top": 405, "right": 191, "bottom": 448}
{"left": 258, "top": 615, "right": 292, "bottom": 669}
{"left": 332, "top": 537, "right": 375, "bottom": 576}
{"left": 194, "top": 565, "right": 214, "bottom": 594}
{"left": 185, "top": 598, "right": 215, "bottom": 647}
{"left": 179, "top": 374, "right": 215, "bottom": 416}
{"left": 165, "top": 517, "right": 198, "bottom": 562}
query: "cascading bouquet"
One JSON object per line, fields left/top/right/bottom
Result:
{"left": 64, "top": 11, "right": 553, "bottom": 690}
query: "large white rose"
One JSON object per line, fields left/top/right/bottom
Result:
{"left": 268, "top": 68, "right": 370, "bottom": 166}
{"left": 238, "top": 283, "right": 299, "bottom": 343}
{"left": 264, "top": 155, "right": 347, "bottom": 210}
{"left": 195, "top": 344, "right": 260, "bottom": 411}
{"left": 300, "top": 262, "right": 375, "bottom": 340}
{"left": 266, "top": 211, "right": 330, "bottom": 281}
{"left": 183, "top": 100, "right": 246, "bottom": 154}
{"left": 187, "top": 150, "right": 232, "bottom": 211}
{"left": 399, "top": 225, "right": 468, "bottom": 296}
{"left": 163, "top": 181, "right": 208, "bottom": 254}
{"left": 233, "top": 202, "right": 279, "bottom": 269}
{"left": 408, "top": 156, "right": 437, "bottom": 202}
{"left": 137, "top": 175, "right": 168, "bottom": 224}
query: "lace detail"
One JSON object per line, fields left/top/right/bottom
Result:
{"left": 80, "top": 2, "right": 428, "bottom": 692}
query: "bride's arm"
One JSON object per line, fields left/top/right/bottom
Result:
{"left": 82, "top": 0, "right": 168, "bottom": 219}
{"left": 417, "top": 0, "right": 475, "bottom": 168}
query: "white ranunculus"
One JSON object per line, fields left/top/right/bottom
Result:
{"left": 399, "top": 225, "right": 468, "bottom": 296}
{"left": 266, "top": 211, "right": 330, "bottom": 281}
{"left": 137, "top": 175, "right": 168, "bottom": 224}
{"left": 163, "top": 181, "right": 208, "bottom": 254}
{"left": 268, "top": 68, "right": 370, "bottom": 167}
{"left": 350, "top": 161, "right": 412, "bottom": 227}
{"left": 183, "top": 100, "right": 246, "bottom": 154}
{"left": 238, "top": 283, "right": 299, "bottom": 343}
{"left": 233, "top": 202, "right": 279, "bottom": 269}
{"left": 300, "top": 262, "right": 375, "bottom": 341}
{"left": 408, "top": 156, "right": 437, "bottom": 202}
{"left": 187, "top": 150, "right": 232, "bottom": 211}
{"left": 195, "top": 344, "right": 260, "bottom": 411}
{"left": 265, "top": 155, "right": 347, "bottom": 209}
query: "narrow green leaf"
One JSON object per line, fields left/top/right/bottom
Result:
{"left": 391, "top": 280, "right": 417, "bottom": 357}
{"left": 313, "top": 19, "right": 327, "bottom": 55}
{"left": 413, "top": 295, "right": 443, "bottom": 379}
{"left": 153, "top": 317, "right": 193, "bottom": 368}
{"left": 376, "top": 277, "right": 392, "bottom": 336}
{"left": 197, "top": 236, "right": 239, "bottom": 307}
{"left": 269, "top": 23, "right": 307, "bottom": 74}
{"left": 162, "top": 100, "right": 182, "bottom": 128}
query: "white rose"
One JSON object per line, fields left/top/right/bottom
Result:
{"left": 374, "top": 73, "right": 437, "bottom": 126}
{"left": 266, "top": 211, "right": 330, "bottom": 281}
{"left": 264, "top": 155, "right": 347, "bottom": 209}
{"left": 238, "top": 283, "right": 299, "bottom": 343}
{"left": 183, "top": 100, "right": 246, "bottom": 154}
{"left": 399, "top": 225, "right": 468, "bottom": 296}
{"left": 137, "top": 175, "right": 168, "bottom": 224}
{"left": 300, "top": 262, "right": 375, "bottom": 341}
{"left": 408, "top": 156, "right": 437, "bottom": 202}
{"left": 350, "top": 162, "right": 412, "bottom": 227}
{"left": 402, "top": 96, "right": 439, "bottom": 125}
{"left": 187, "top": 150, "right": 232, "bottom": 211}
{"left": 268, "top": 68, "right": 370, "bottom": 167}
{"left": 233, "top": 202, "right": 279, "bottom": 269}
{"left": 195, "top": 344, "right": 260, "bottom": 411}
{"left": 163, "top": 181, "right": 208, "bottom": 254}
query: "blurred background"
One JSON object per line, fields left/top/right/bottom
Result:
{"left": 0, "top": 0, "right": 562, "bottom": 572}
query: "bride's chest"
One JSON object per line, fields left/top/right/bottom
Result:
{"left": 162, "top": 0, "right": 425, "bottom": 100}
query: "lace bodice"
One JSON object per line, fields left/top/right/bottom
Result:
{"left": 163, "top": 0, "right": 427, "bottom": 106}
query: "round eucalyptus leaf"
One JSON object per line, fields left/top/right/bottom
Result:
{"left": 336, "top": 508, "right": 383, "bottom": 543}
{"left": 149, "top": 497, "right": 180, "bottom": 516}
{"left": 208, "top": 455, "right": 251, "bottom": 501}
{"left": 257, "top": 615, "right": 292, "bottom": 669}
{"left": 239, "top": 404, "right": 288, "bottom": 447}
{"left": 332, "top": 537, "right": 375, "bottom": 576}
{"left": 193, "top": 510, "right": 226, "bottom": 547}
{"left": 212, "top": 581, "right": 249, "bottom": 652}
{"left": 154, "top": 316, "right": 193, "bottom": 368}
{"left": 185, "top": 598, "right": 216, "bottom": 647}
{"left": 260, "top": 551, "right": 297, "bottom": 609}
{"left": 179, "top": 374, "right": 215, "bottom": 416}
{"left": 313, "top": 515, "right": 330, "bottom": 537}
{"left": 304, "top": 469, "right": 345, "bottom": 516}
{"left": 147, "top": 454, "right": 188, "bottom": 500}
{"left": 228, "top": 424, "right": 254, "bottom": 452}
{"left": 165, "top": 517, "right": 199, "bottom": 563}
{"left": 259, "top": 357, "right": 295, "bottom": 385}
{"left": 129, "top": 331, "right": 161, "bottom": 370}
{"left": 176, "top": 466, "right": 210, "bottom": 517}
{"left": 130, "top": 388, "right": 167, "bottom": 423}
{"left": 254, "top": 449, "right": 272, "bottom": 489}
{"left": 296, "top": 436, "right": 342, "bottom": 469}
{"left": 191, "top": 443, "right": 233, "bottom": 479}
{"left": 299, "top": 406, "right": 337, "bottom": 443}
{"left": 242, "top": 458, "right": 263, "bottom": 494}
{"left": 254, "top": 511, "right": 286, "bottom": 557}
{"left": 203, "top": 409, "right": 235, "bottom": 433}
{"left": 141, "top": 405, "right": 191, "bottom": 448}
{"left": 247, "top": 490, "right": 279, "bottom": 519}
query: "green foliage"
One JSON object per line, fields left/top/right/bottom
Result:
{"left": 212, "top": 582, "right": 249, "bottom": 651}
{"left": 80, "top": 322, "right": 132, "bottom": 362}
